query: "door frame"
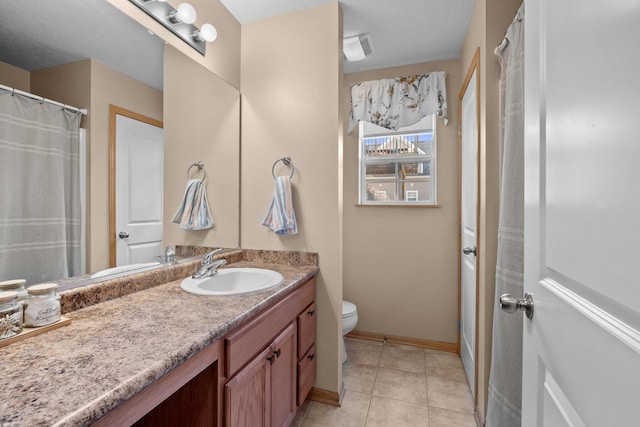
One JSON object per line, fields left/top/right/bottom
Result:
{"left": 108, "top": 105, "right": 163, "bottom": 267}
{"left": 457, "top": 47, "right": 481, "bottom": 402}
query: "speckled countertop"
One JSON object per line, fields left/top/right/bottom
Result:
{"left": 0, "top": 250, "right": 318, "bottom": 427}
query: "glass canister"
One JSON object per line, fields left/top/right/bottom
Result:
{"left": 24, "top": 283, "right": 61, "bottom": 328}
{"left": 0, "top": 279, "right": 28, "bottom": 305}
{"left": 0, "top": 291, "right": 24, "bottom": 339}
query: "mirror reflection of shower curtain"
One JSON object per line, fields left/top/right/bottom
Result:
{"left": 0, "top": 92, "right": 82, "bottom": 285}
{"left": 486, "top": 4, "right": 524, "bottom": 427}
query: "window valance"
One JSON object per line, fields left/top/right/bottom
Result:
{"left": 348, "top": 72, "right": 448, "bottom": 133}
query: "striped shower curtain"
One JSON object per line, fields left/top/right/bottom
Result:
{"left": 0, "top": 92, "right": 82, "bottom": 285}
{"left": 486, "top": 4, "right": 525, "bottom": 426}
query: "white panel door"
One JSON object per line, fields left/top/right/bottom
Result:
{"left": 522, "top": 1, "right": 640, "bottom": 425}
{"left": 460, "top": 69, "right": 478, "bottom": 395}
{"left": 115, "top": 115, "right": 164, "bottom": 266}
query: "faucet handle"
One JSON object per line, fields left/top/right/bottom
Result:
{"left": 164, "top": 246, "right": 176, "bottom": 263}
{"left": 201, "top": 248, "right": 222, "bottom": 266}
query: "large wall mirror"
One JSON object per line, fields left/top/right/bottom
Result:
{"left": 0, "top": 0, "right": 240, "bottom": 285}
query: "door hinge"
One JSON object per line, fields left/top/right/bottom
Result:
{"left": 458, "top": 319, "right": 461, "bottom": 331}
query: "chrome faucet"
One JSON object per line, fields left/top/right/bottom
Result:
{"left": 156, "top": 245, "right": 176, "bottom": 263}
{"left": 192, "top": 248, "right": 226, "bottom": 279}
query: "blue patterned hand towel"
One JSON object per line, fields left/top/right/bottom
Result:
{"left": 172, "top": 179, "right": 214, "bottom": 230}
{"left": 262, "top": 176, "right": 298, "bottom": 235}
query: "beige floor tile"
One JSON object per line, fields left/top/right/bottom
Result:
{"left": 373, "top": 367, "right": 428, "bottom": 404}
{"left": 305, "top": 389, "right": 371, "bottom": 427}
{"left": 301, "top": 421, "right": 336, "bottom": 427}
{"left": 345, "top": 338, "right": 383, "bottom": 366}
{"left": 292, "top": 398, "right": 313, "bottom": 427}
{"left": 343, "top": 362, "right": 378, "bottom": 393}
{"left": 301, "top": 420, "right": 335, "bottom": 427}
{"left": 425, "top": 351, "right": 468, "bottom": 383}
{"left": 429, "top": 407, "right": 476, "bottom": 427}
{"left": 380, "top": 343, "right": 426, "bottom": 373}
{"left": 427, "top": 376, "right": 474, "bottom": 414}
{"left": 365, "top": 395, "right": 429, "bottom": 427}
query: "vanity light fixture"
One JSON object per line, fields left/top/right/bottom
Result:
{"left": 130, "top": 0, "right": 217, "bottom": 55}
{"left": 343, "top": 33, "right": 375, "bottom": 62}
{"left": 168, "top": 3, "right": 197, "bottom": 24}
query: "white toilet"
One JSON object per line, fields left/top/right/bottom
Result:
{"left": 341, "top": 300, "right": 358, "bottom": 363}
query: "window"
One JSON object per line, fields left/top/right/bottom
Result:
{"left": 358, "top": 115, "right": 436, "bottom": 205}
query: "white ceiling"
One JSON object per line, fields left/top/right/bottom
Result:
{"left": 0, "top": 0, "right": 475, "bottom": 92}
{"left": 0, "top": 0, "right": 164, "bottom": 90}
{"left": 219, "top": 0, "right": 476, "bottom": 74}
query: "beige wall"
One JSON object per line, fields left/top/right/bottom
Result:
{"left": 343, "top": 60, "right": 461, "bottom": 345}
{"left": 0, "top": 61, "right": 30, "bottom": 91}
{"left": 241, "top": 3, "right": 344, "bottom": 395}
{"left": 163, "top": 45, "right": 240, "bottom": 249}
{"left": 107, "top": 0, "right": 241, "bottom": 89}
{"left": 31, "top": 60, "right": 163, "bottom": 273}
{"left": 460, "top": 0, "right": 522, "bottom": 421}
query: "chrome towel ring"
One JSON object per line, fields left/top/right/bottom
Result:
{"left": 188, "top": 161, "right": 207, "bottom": 182}
{"left": 271, "top": 157, "right": 295, "bottom": 180}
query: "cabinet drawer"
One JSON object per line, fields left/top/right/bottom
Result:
{"left": 225, "top": 278, "right": 315, "bottom": 378}
{"left": 297, "top": 344, "right": 316, "bottom": 407}
{"left": 297, "top": 303, "right": 316, "bottom": 357}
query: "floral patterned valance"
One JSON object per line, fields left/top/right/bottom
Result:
{"left": 348, "top": 72, "right": 448, "bottom": 133}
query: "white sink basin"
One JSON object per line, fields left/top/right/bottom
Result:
{"left": 90, "top": 262, "right": 160, "bottom": 278}
{"left": 180, "top": 268, "right": 284, "bottom": 296}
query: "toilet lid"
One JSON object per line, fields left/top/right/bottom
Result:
{"left": 342, "top": 300, "right": 357, "bottom": 317}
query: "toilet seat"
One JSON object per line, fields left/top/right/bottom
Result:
{"left": 342, "top": 300, "right": 357, "bottom": 318}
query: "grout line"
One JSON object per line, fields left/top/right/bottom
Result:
{"left": 362, "top": 361, "right": 381, "bottom": 427}
{"left": 425, "top": 351, "right": 431, "bottom": 409}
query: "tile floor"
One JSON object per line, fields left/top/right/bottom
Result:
{"left": 292, "top": 337, "right": 476, "bottom": 427}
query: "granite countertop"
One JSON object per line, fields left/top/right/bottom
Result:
{"left": 0, "top": 251, "right": 318, "bottom": 427}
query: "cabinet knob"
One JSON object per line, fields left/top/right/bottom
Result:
{"left": 307, "top": 309, "right": 315, "bottom": 317}
{"left": 268, "top": 348, "right": 281, "bottom": 365}
{"left": 267, "top": 354, "right": 277, "bottom": 365}
{"left": 307, "top": 353, "right": 315, "bottom": 361}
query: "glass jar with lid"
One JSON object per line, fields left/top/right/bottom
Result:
{"left": 24, "top": 283, "right": 61, "bottom": 328}
{"left": 0, "top": 291, "right": 24, "bottom": 339}
{"left": 0, "top": 279, "right": 28, "bottom": 305}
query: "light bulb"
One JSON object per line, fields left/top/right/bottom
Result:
{"left": 169, "top": 3, "right": 197, "bottom": 24}
{"left": 193, "top": 23, "right": 217, "bottom": 42}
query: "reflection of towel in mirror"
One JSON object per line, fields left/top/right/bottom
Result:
{"left": 262, "top": 176, "right": 298, "bottom": 235}
{"left": 172, "top": 179, "right": 214, "bottom": 230}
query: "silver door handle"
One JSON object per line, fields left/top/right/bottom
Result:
{"left": 118, "top": 232, "right": 130, "bottom": 239}
{"left": 500, "top": 293, "right": 534, "bottom": 319}
{"left": 462, "top": 246, "right": 476, "bottom": 256}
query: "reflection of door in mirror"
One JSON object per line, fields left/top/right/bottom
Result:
{"left": 109, "top": 106, "right": 164, "bottom": 267}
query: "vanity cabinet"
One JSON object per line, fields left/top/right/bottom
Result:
{"left": 225, "top": 322, "right": 296, "bottom": 426}
{"left": 297, "top": 302, "right": 316, "bottom": 406}
{"left": 224, "top": 277, "right": 316, "bottom": 427}
{"left": 96, "top": 277, "right": 316, "bottom": 427}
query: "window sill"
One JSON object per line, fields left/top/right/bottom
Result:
{"left": 355, "top": 203, "right": 441, "bottom": 208}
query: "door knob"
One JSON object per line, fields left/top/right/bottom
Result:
{"left": 500, "top": 293, "right": 534, "bottom": 319}
{"left": 118, "top": 232, "right": 130, "bottom": 239}
{"left": 462, "top": 246, "right": 476, "bottom": 256}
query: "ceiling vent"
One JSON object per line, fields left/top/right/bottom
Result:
{"left": 343, "top": 33, "right": 375, "bottom": 62}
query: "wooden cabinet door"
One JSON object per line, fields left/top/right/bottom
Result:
{"left": 270, "top": 323, "right": 297, "bottom": 427}
{"left": 224, "top": 346, "right": 272, "bottom": 427}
